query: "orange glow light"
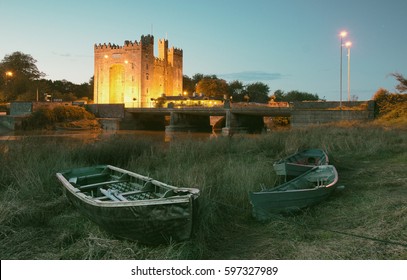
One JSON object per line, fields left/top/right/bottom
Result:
{"left": 6, "top": 71, "right": 13, "bottom": 77}
{"left": 340, "top": 31, "right": 348, "bottom": 38}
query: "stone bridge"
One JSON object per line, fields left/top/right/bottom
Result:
{"left": 122, "top": 105, "right": 293, "bottom": 134}
{"left": 118, "top": 101, "right": 374, "bottom": 135}
{"left": 2, "top": 101, "right": 375, "bottom": 133}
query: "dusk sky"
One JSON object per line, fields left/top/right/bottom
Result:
{"left": 1, "top": 0, "right": 406, "bottom": 101}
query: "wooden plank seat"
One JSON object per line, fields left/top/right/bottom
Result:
{"left": 91, "top": 180, "right": 163, "bottom": 201}
{"left": 99, "top": 188, "right": 128, "bottom": 201}
{"left": 94, "top": 189, "right": 157, "bottom": 201}
{"left": 78, "top": 180, "right": 128, "bottom": 191}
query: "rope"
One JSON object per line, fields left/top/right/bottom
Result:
{"left": 207, "top": 198, "right": 407, "bottom": 248}
{"left": 320, "top": 228, "right": 407, "bottom": 248}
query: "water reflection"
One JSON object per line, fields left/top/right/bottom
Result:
{"left": 0, "top": 128, "right": 220, "bottom": 143}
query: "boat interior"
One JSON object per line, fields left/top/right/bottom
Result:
{"left": 67, "top": 169, "right": 171, "bottom": 202}
{"left": 287, "top": 152, "right": 327, "bottom": 166}
{"left": 274, "top": 166, "right": 336, "bottom": 191}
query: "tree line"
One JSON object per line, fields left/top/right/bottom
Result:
{"left": 2, "top": 51, "right": 406, "bottom": 105}
{"left": 0, "top": 52, "right": 93, "bottom": 102}
{"left": 1, "top": 51, "right": 321, "bottom": 104}
{"left": 183, "top": 73, "right": 321, "bottom": 103}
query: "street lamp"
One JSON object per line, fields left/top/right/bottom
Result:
{"left": 339, "top": 31, "right": 347, "bottom": 109}
{"left": 345, "top": 41, "right": 352, "bottom": 102}
{"left": 5, "top": 71, "right": 13, "bottom": 84}
{"left": 4, "top": 71, "right": 14, "bottom": 88}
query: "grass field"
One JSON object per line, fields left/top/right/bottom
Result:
{"left": 0, "top": 121, "right": 406, "bottom": 259}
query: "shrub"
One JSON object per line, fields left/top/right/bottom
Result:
{"left": 53, "top": 106, "right": 95, "bottom": 122}
{"left": 22, "top": 105, "right": 97, "bottom": 130}
{"left": 373, "top": 88, "right": 407, "bottom": 117}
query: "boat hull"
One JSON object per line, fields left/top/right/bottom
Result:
{"left": 250, "top": 165, "right": 338, "bottom": 221}
{"left": 249, "top": 186, "right": 336, "bottom": 221}
{"left": 57, "top": 165, "right": 199, "bottom": 245}
{"left": 64, "top": 190, "right": 195, "bottom": 244}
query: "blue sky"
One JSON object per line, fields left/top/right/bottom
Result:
{"left": 1, "top": 0, "right": 406, "bottom": 101}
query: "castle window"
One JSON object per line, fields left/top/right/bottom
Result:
{"left": 146, "top": 64, "right": 149, "bottom": 70}
{"left": 146, "top": 73, "right": 149, "bottom": 80}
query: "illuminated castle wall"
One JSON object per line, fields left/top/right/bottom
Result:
{"left": 94, "top": 35, "right": 183, "bottom": 107}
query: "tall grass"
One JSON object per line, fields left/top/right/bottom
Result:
{"left": 0, "top": 122, "right": 406, "bottom": 259}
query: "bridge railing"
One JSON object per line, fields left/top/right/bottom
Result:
{"left": 229, "top": 102, "right": 290, "bottom": 108}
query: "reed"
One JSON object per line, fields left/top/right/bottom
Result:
{"left": 0, "top": 122, "right": 406, "bottom": 259}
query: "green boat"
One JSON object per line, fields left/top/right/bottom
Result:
{"left": 273, "top": 149, "right": 329, "bottom": 178}
{"left": 249, "top": 165, "right": 338, "bottom": 221}
{"left": 56, "top": 165, "right": 200, "bottom": 245}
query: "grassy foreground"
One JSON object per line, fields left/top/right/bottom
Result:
{"left": 0, "top": 122, "right": 406, "bottom": 260}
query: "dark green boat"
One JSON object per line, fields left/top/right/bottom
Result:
{"left": 56, "top": 165, "right": 200, "bottom": 245}
{"left": 273, "top": 149, "right": 329, "bottom": 178}
{"left": 249, "top": 165, "right": 338, "bottom": 221}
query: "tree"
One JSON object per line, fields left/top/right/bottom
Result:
{"left": 244, "top": 82, "right": 270, "bottom": 103}
{"left": 196, "top": 76, "right": 229, "bottom": 98}
{"left": 183, "top": 73, "right": 216, "bottom": 96}
{"left": 391, "top": 72, "right": 407, "bottom": 93}
{"left": 272, "top": 89, "right": 285, "bottom": 102}
{"left": 0, "top": 51, "right": 44, "bottom": 80}
{"left": 183, "top": 75, "right": 195, "bottom": 96}
{"left": 192, "top": 73, "right": 205, "bottom": 84}
{"left": 0, "top": 52, "right": 45, "bottom": 101}
{"left": 228, "top": 80, "right": 245, "bottom": 102}
{"left": 272, "top": 90, "right": 319, "bottom": 102}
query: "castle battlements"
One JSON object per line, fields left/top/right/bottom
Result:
{"left": 94, "top": 35, "right": 182, "bottom": 53}
{"left": 94, "top": 43, "right": 127, "bottom": 50}
{"left": 169, "top": 47, "right": 183, "bottom": 56}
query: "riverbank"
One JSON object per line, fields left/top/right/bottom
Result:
{"left": 0, "top": 121, "right": 406, "bottom": 259}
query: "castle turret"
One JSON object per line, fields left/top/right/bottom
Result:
{"left": 168, "top": 47, "right": 183, "bottom": 94}
{"left": 158, "top": 39, "right": 168, "bottom": 62}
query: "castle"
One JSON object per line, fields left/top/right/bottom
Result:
{"left": 94, "top": 35, "right": 183, "bottom": 107}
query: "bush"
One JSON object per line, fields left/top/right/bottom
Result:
{"left": 53, "top": 106, "right": 95, "bottom": 122}
{"left": 373, "top": 88, "right": 407, "bottom": 117}
{"left": 22, "top": 105, "right": 97, "bottom": 130}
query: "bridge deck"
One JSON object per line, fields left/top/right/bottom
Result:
{"left": 126, "top": 106, "right": 293, "bottom": 117}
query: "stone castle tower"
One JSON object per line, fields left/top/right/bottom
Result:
{"left": 94, "top": 35, "right": 183, "bottom": 107}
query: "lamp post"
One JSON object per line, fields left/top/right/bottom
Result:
{"left": 4, "top": 71, "right": 14, "bottom": 101}
{"left": 339, "top": 31, "right": 347, "bottom": 109}
{"left": 345, "top": 41, "right": 352, "bottom": 102}
{"left": 5, "top": 71, "right": 13, "bottom": 85}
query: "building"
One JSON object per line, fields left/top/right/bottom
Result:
{"left": 153, "top": 94, "right": 224, "bottom": 108}
{"left": 94, "top": 35, "right": 183, "bottom": 108}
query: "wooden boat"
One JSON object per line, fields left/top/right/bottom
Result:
{"left": 56, "top": 165, "right": 200, "bottom": 245}
{"left": 249, "top": 165, "right": 338, "bottom": 221}
{"left": 273, "top": 149, "right": 329, "bottom": 178}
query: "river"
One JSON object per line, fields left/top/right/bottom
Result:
{"left": 0, "top": 127, "right": 222, "bottom": 143}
